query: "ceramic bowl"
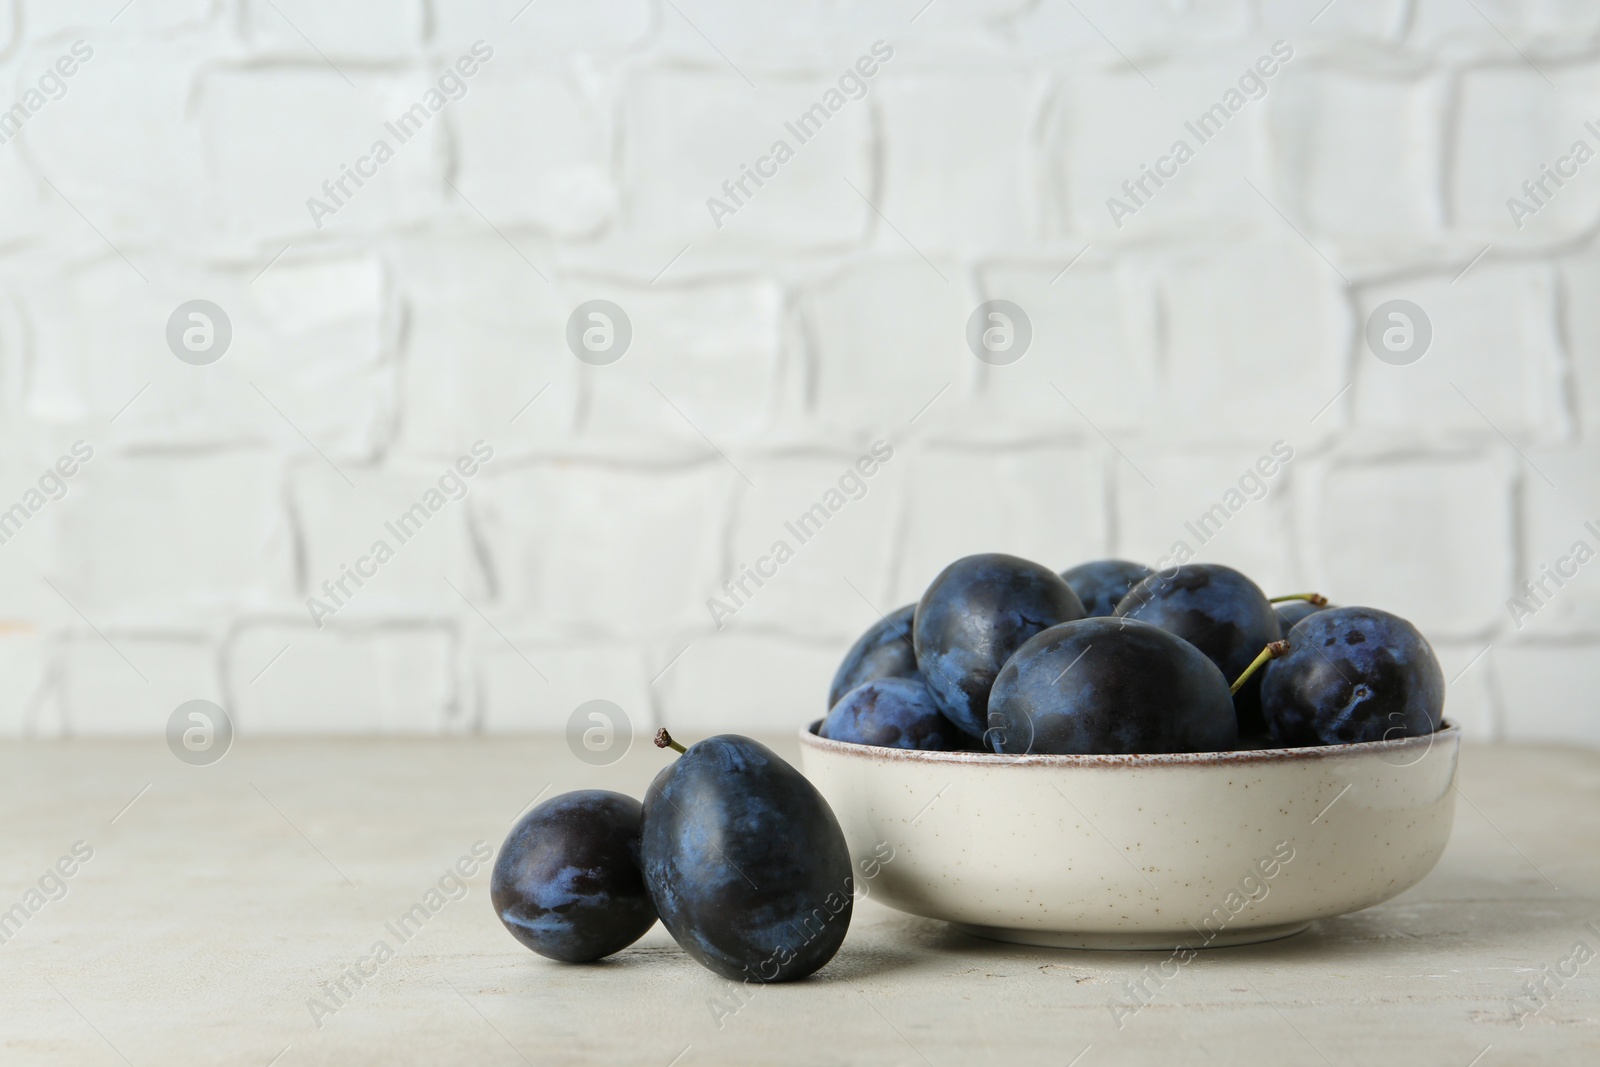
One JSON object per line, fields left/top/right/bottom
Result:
{"left": 799, "top": 721, "right": 1460, "bottom": 950}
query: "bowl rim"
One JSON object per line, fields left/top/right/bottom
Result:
{"left": 799, "top": 718, "right": 1460, "bottom": 767}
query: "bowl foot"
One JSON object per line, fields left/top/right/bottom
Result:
{"left": 951, "top": 920, "right": 1311, "bottom": 951}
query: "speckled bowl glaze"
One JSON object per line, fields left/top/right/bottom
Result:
{"left": 799, "top": 721, "right": 1459, "bottom": 950}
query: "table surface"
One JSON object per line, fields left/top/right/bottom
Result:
{"left": 1, "top": 735, "right": 1595, "bottom": 1067}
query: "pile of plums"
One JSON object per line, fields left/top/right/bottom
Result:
{"left": 821, "top": 554, "right": 1444, "bottom": 755}
{"left": 491, "top": 732, "right": 854, "bottom": 982}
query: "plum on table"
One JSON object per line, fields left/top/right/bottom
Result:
{"left": 1270, "top": 591, "right": 1331, "bottom": 632}
{"left": 914, "top": 553, "right": 1085, "bottom": 739}
{"left": 1274, "top": 598, "right": 1328, "bottom": 630}
{"left": 986, "top": 617, "right": 1239, "bottom": 755}
{"left": 643, "top": 732, "right": 853, "bottom": 982}
{"left": 1260, "top": 606, "right": 1444, "bottom": 747}
{"left": 1061, "top": 559, "right": 1154, "bottom": 618}
{"left": 1114, "top": 563, "right": 1282, "bottom": 734}
{"left": 491, "top": 790, "right": 657, "bottom": 963}
{"left": 820, "top": 676, "right": 966, "bottom": 750}
{"left": 828, "top": 604, "right": 921, "bottom": 710}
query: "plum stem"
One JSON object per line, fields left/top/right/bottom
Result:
{"left": 1231, "top": 640, "right": 1290, "bottom": 695}
{"left": 654, "top": 728, "right": 687, "bottom": 754}
{"left": 1269, "top": 593, "right": 1328, "bottom": 606}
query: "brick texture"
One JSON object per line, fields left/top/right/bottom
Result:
{"left": 0, "top": 6, "right": 1595, "bottom": 743}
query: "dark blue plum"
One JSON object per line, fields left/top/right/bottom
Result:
{"left": 1262, "top": 607, "right": 1444, "bottom": 747}
{"left": 1114, "top": 564, "right": 1282, "bottom": 734}
{"left": 820, "top": 677, "right": 966, "bottom": 750}
{"left": 828, "top": 604, "right": 921, "bottom": 709}
{"left": 642, "top": 735, "right": 852, "bottom": 982}
{"left": 1061, "top": 559, "right": 1155, "bottom": 618}
{"left": 914, "top": 553, "right": 1086, "bottom": 739}
{"left": 491, "top": 790, "right": 657, "bottom": 963}
{"left": 1274, "top": 598, "right": 1330, "bottom": 631}
{"left": 987, "top": 617, "right": 1238, "bottom": 755}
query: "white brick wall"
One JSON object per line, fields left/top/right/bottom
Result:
{"left": 1, "top": 2, "right": 1597, "bottom": 744}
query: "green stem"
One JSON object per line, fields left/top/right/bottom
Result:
{"left": 1230, "top": 640, "right": 1290, "bottom": 695}
{"left": 1269, "top": 593, "right": 1328, "bottom": 606}
{"left": 654, "top": 728, "right": 687, "bottom": 755}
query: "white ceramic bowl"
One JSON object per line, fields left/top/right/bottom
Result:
{"left": 799, "top": 721, "right": 1460, "bottom": 950}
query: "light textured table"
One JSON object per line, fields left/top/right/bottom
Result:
{"left": 1, "top": 737, "right": 1595, "bottom": 1066}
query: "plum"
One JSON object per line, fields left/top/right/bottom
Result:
{"left": 1274, "top": 598, "right": 1328, "bottom": 631}
{"left": 914, "top": 553, "right": 1085, "bottom": 738}
{"left": 987, "top": 617, "right": 1239, "bottom": 755}
{"left": 1261, "top": 606, "right": 1444, "bottom": 747}
{"left": 820, "top": 677, "right": 966, "bottom": 750}
{"left": 827, "top": 604, "right": 921, "bottom": 709}
{"left": 1061, "top": 559, "right": 1154, "bottom": 618}
{"left": 1115, "top": 564, "right": 1282, "bottom": 734}
{"left": 491, "top": 790, "right": 657, "bottom": 963}
{"left": 642, "top": 733, "right": 852, "bottom": 982}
